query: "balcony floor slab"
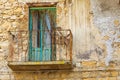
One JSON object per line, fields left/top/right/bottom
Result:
{"left": 8, "top": 61, "right": 73, "bottom": 71}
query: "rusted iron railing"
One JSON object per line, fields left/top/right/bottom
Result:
{"left": 7, "top": 29, "right": 73, "bottom": 62}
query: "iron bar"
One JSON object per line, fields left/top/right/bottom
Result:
{"left": 7, "top": 29, "right": 73, "bottom": 63}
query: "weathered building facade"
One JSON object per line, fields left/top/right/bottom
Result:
{"left": 0, "top": 0, "right": 120, "bottom": 80}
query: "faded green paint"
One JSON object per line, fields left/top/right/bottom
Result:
{"left": 29, "top": 7, "right": 56, "bottom": 61}
{"left": 30, "top": 7, "right": 56, "bottom": 10}
{"left": 29, "top": 10, "right": 33, "bottom": 61}
{"left": 40, "top": 18, "right": 43, "bottom": 61}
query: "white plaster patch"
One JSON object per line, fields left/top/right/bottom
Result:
{"left": 105, "top": 40, "right": 113, "bottom": 66}
{"left": 76, "top": 62, "right": 81, "bottom": 67}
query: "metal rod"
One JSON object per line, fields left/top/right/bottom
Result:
{"left": 8, "top": 29, "right": 73, "bottom": 62}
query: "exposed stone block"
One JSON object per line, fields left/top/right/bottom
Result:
{"left": 10, "top": 15, "right": 17, "bottom": 20}
{"left": 38, "top": 72, "right": 49, "bottom": 78}
{"left": 0, "top": 0, "right": 7, "bottom": 3}
{"left": 114, "top": 20, "right": 120, "bottom": 27}
{"left": 81, "top": 72, "right": 91, "bottom": 78}
{"left": 98, "top": 78, "right": 106, "bottom": 80}
{"left": 81, "top": 71, "right": 97, "bottom": 78}
{"left": 2, "top": 15, "right": 10, "bottom": 19}
{"left": 14, "top": 8, "right": 22, "bottom": 14}
{"left": 98, "top": 71, "right": 111, "bottom": 77}
{"left": 106, "top": 77, "right": 117, "bottom": 80}
{"left": 83, "top": 78, "right": 96, "bottom": 80}
{"left": 81, "top": 61, "right": 97, "bottom": 68}
{"left": 61, "top": 72, "right": 71, "bottom": 78}
{"left": 110, "top": 71, "right": 118, "bottom": 77}
{"left": 97, "top": 61, "right": 106, "bottom": 68}
{"left": 106, "top": 61, "right": 117, "bottom": 69}
{"left": 9, "top": 0, "right": 15, "bottom": 2}
{"left": 102, "top": 35, "right": 110, "bottom": 41}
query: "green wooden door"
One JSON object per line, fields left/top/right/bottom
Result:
{"left": 29, "top": 7, "right": 56, "bottom": 61}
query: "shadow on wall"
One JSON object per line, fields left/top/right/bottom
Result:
{"left": 97, "top": 0, "right": 120, "bottom": 11}
{"left": 76, "top": 45, "right": 104, "bottom": 60}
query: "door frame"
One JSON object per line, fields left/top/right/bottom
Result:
{"left": 28, "top": 7, "right": 56, "bottom": 61}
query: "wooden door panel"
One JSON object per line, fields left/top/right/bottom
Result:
{"left": 29, "top": 7, "right": 56, "bottom": 61}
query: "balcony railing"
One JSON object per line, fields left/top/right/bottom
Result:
{"left": 7, "top": 29, "right": 73, "bottom": 63}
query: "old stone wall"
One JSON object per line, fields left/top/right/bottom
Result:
{"left": 0, "top": 0, "right": 120, "bottom": 80}
{"left": 2, "top": 61, "right": 120, "bottom": 80}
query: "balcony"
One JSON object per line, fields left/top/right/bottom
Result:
{"left": 7, "top": 29, "right": 73, "bottom": 71}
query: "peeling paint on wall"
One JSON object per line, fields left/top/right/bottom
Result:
{"left": 90, "top": 0, "right": 120, "bottom": 65}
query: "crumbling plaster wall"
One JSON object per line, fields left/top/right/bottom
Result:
{"left": 90, "top": 0, "right": 120, "bottom": 65}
